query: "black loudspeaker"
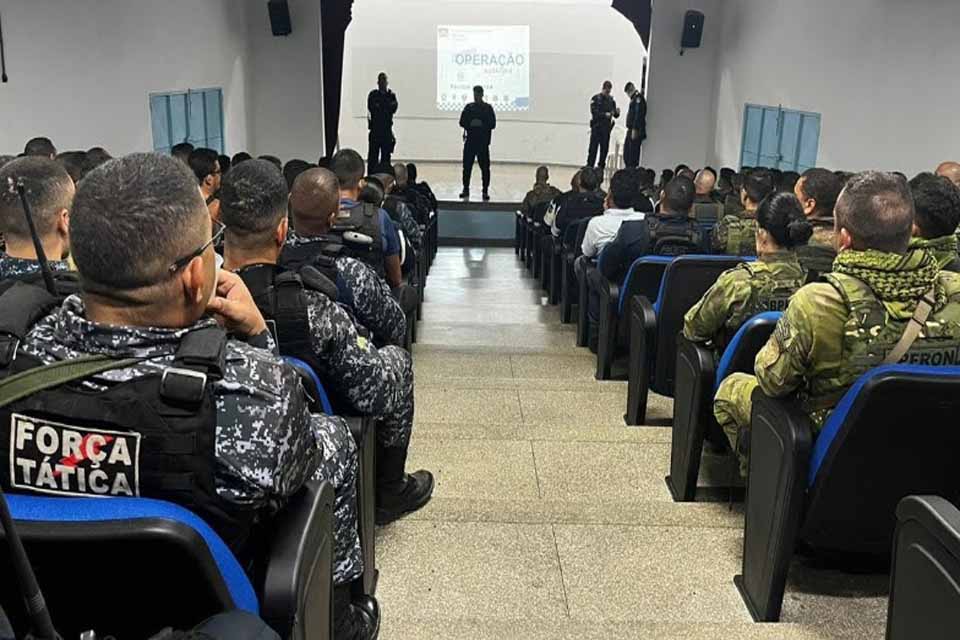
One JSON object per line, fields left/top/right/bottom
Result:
{"left": 268, "top": 0, "right": 292, "bottom": 37}
{"left": 681, "top": 10, "right": 704, "bottom": 49}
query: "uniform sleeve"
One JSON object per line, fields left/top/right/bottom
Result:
{"left": 379, "top": 210, "right": 401, "bottom": 257}
{"left": 711, "top": 217, "right": 730, "bottom": 253}
{"left": 590, "top": 96, "right": 601, "bottom": 120}
{"left": 305, "top": 292, "right": 396, "bottom": 417}
{"left": 459, "top": 107, "right": 469, "bottom": 129}
{"left": 754, "top": 288, "right": 818, "bottom": 398}
{"left": 388, "top": 91, "right": 398, "bottom": 114}
{"left": 340, "top": 259, "right": 407, "bottom": 346}
{"left": 488, "top": 106, "right": 497, "bottom": 131}
{"left": 683, "top": 270, "right": 750, "bottom": 344}
{"left": 367, "top": 90, "right": 376, "bottom": 115}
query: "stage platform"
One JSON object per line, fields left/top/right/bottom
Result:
{"left": 411, "top": 160, "right": 582, "bottom": 205}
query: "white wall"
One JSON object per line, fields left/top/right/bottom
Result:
{"left": 340, "top": 0, "right": 647, "bottom": 165}
{"left": 243, "top": 0, "right": 326, "bottom": 161}
{"left": 0, "top": 0, "right": 251, "bottom": 156}
{"left": 641, "top": 0, "right": 721, "bottom": 172}
{"left": 710, "top": 0, "right": 960, "bottom": 175}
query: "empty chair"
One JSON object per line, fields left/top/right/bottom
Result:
{"left": 886, "top": 495, "right": 960, "bottom": 640}
{"left": 0, "top": 484, "right": 334, "bottom": 640}
{"left": 625, "top": 255, "right": 749, "bottom": 425}
{"left": 738, "top": 365, "right": 960, "bottom": 622}
{"left": 667, "top": 312, "right": 781, "bottom": 502}
{"left": 561, "top": 219, "right": 592, "bottom": 324}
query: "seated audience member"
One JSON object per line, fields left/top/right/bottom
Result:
{"left": 380, "top": 169, "right": 424, "bottom": 254}
{"left": 406, "top": 162, "right": 438, "bottom": 213}
{"left": 693, "top": 168, "right": 718, "bottom": 204}
{"left": 259, "top": 155, "right": 283, "bottom": 171}
{"left": 779, "top": 171, "right": 800, "bottom": 194}
{"left": 330, "top": 149, "right": 403, "bottom": 288}
{"left": 599, "top": 175, "right": 701, "bottom": 283}
{"left": 283, "top": 168, "right": 408, "bottom": 347}
{"left": 0, "top": 153, "right": 377, "bottom": 639}
{"left": 521, "top": 166, "right": 562, "bottom": 218}
{"left": 220, "top": 160, "right": 433, "bottom": 527}
{"left": 0, "top": 156, "right": 15, "bottom": 169}
{"left": 218, "top": 154, "right": 232, "bottom": 177}
{"left": 723, "top": 171, "right": 745, "bottom": 216}
{"left": 683, "top": 192, "right": 810, "bottom": 357}
{"left": 658, "top": 169, "right": 675, "bottom": 192}
{"left": 56, "top": 150, "right": 87, "bottom": 184}
{"left": 0, "top": 158, "right": 74, "bottom": 284}
{"left": 23, "top": 137, "right": 57, "bottom": 159}
{"left": 232, "top": 151, "right": 253, "bottom": 166}
{"left": 318, "top": 156, "right": 333, "bottom": 169}
{"left": 543, "top": 168, "right": 582, "bottom": 232}
{"left": 391, "top": 163, "right": 430, "bottom": 225}
{"left": 188, "top": 148, "right": 223, "bottom": 222}
{"left": 936, "top": 161, "right": 960, "bottom": 190}
{"left": 81, "top": 147, "right": 113, "bottom": 182}
{"left": 283, "top": 158, "right": 313, "bottom": 191}
{"left": 552, "top": 168, "right": 604, "bottom": 238}
{"left": 794, "top": 168, "right": 844, "bottom": 275}
{"left": 713, "top": 172, "right": 960, "bottom": 474}
{"left": 711, "top": 169, "right": 775, "bottom": 256}
{"left": 581, "top": 169, "right": 645, "bottom": 258}
{"left": 171, "top": 142, "right": 194, "bottom": 164}
{"left": 909, "top": 172, "right": 960, "bottom": 271}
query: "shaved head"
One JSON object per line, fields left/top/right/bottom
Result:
{"left": 290, "top": 168, "right": 341, "bottom": 234}
{"left": 393, "top": 163, "right": 408, "bottom": 188}
{"left": 936, "top": 161, "right": 960, "bottom": 189}
{"left": 694, "top": 169, "right": 716, "bottom": 195}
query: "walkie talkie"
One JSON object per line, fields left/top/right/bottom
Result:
{"left": 14, "top": 179, "right": 58, "bottom": 295}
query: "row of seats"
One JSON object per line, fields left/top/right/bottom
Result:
{"left": 514, "top": 191, "right": 960, "bottom": 633}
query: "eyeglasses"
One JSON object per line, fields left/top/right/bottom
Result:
{"left": 168, "top": 220, "right": 225, "bottom": 275}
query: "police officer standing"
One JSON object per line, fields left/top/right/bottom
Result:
{"left": 587, "top": 81, "right": 620, "bottom": 175}
{"left": 622, "top": 82, "right": 647, "bottom": 168}
{"left": 367, "top": 72, "right": 398, "bottom": 175}
{"left": 459, "top": 85, "right": 497, "bottom": 201}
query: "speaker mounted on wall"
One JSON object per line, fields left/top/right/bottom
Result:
{"left": 268, "top": 0, "right": 292, "bottom": 37}
{"left": 680, "top": 10, "right": 704, "bottom": 55}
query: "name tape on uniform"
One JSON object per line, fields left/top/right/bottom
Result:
{"left": 9, "top": 413, "right": 141, "bottom": 497}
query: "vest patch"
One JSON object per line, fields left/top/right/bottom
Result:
{"left": 899, "top": 345, "right": 960, "bottom": 366}
{"left": 9, "top": 413, "right": 140, "bottom": 497}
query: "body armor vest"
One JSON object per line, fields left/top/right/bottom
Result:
{"left": 0, "top": 293, "right": 258, "bottom": 559}
{"left": 331, "top": 201, "right": 384, "bottom": 278}
{"left": 725, "top": 217, "right": 758, "bottom": 257}
{"left": 714, "top": 260, "right": 806, "bottom": 352}
{"left": 0, "top": 269, "right": 81, "bottom": 299}
{"left": 646, "top": 216, "right": 702, "bottom": 257}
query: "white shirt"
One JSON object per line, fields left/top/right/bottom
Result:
{"left": 581, "top": 208, "right": 646, "bottom": 258}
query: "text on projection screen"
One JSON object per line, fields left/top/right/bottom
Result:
{"left": 437, "top": 25, "right": 530, "bottom": 112}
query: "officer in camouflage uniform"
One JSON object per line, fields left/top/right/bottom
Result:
{"left": 908, "top": 172, "right": 960, "bottom": 272}
{"left": 2, "top": 154, "right": 376, "bottom": 639}
{"left": 521, "top": 166, "right": 563, "bottom": 219}
{"left": 715, "top": 172, "right": 960, "bottom": 474}
{"left": 283, "top": 168, "right": 408, "bottom": 347}
{"left": 712, "top": 169, "right": 775, "bottom": 257}
{"left": 220, "top": 161, "right": 433, "bottom": 526}
{"left": 378, "top": 169, "right": 423, "bottom": 254}
{"left": 794, "top": 168, "right": 843, "bottom": 277}
{"left": 0, "top": 157, "right": 74, "bottom": 283}
{"left": 684, "top": 192, "right": 811, "bottom": 356}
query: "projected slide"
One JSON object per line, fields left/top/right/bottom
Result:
{"left": 437, "top": 25, "right": 530, "bottom": 112}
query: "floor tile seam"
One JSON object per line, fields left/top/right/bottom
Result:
{"left": 396, "top": 516, "right": 745, "bottom": 529}
{"left": 550, "top": 523, "right": 572, "bottom": 618}
{"left": 529, "top": 440, "right": 543, "bottom": 499}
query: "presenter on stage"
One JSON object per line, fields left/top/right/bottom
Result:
{"left": 367, "top": 72, "right": 398, "bottom": 174}
{"left": 459, "top": 85, "right": 497, "bottom": 201}
{"left": 622, "top": 81, "right": 647, "bottom": 168}
{"left": 587, "top": 80, "right": 620, "bottom": 175}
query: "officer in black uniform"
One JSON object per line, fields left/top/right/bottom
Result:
{"left": 459, "top": 85, "right": 497, "bottom": 201}
{"left": 0, "top": 153, "right": 378, "bottom": 640}
{"left": 367, "top": 72, "right": 398, "bottom": 176}
{"left": 587, "top": 81, "right": 620, "bottom": 175}
{"left": 623, "top": 82, "right": 648, "bottom": 168}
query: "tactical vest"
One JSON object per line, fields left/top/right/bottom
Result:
{"left": 797, "top": 243, "right": 837, "bottom": 281}
{"left": 803, "top": 273, "right": 960, "bottom": 412}
{"left": 0, "top": 269, "right": 80, "bottom": 299}
{"left": 714, "top": 260, "right": 806, "bottom": 351}
{"left": 0, "top": 288, "right": 258, "bottom": 559}
{"left": 332, "top": 201, "right": 384, "bottom": 278}
{"left": 646, "top": 216, "right": 701, "bottom": 257}
{"left": 725, "top": 217, "right": 758, "bottom": 257}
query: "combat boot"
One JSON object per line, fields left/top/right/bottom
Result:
{"left": 333, "top": 585, "right": 380, "bottom": 640}
{"left": 482, "top": 188, "right": 491, "bottom": 201}
{"left": 375, "top": 441, "right": 434, "bottom": 525}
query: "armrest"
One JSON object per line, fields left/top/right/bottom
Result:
{"left": 261, "top": 481, "right": 335, "bottom": 640}
{"left": 346, "top": 415, "right": 374, "bottom": 447}
{"left": 896, "top": 496, "right": 960, "bottom": 550}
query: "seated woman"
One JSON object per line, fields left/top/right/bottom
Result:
{"left": 682, "top": 192, "right": 813, "bottom": 358}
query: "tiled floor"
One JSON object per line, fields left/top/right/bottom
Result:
{"left": 375, "top": 247, "right": 888, "bottom": 640}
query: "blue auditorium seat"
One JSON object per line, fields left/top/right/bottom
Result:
{"left": 561, "top": 219, "right": 591, "bottom": 325}
{"left": 737, "top": 365, "right": 960, "bottom": 622}
{"left": 666, "top": 312, "right": 781, "bottom": 502}
{"left": 1, "top": 484, "right": 335, "bottom": 640}
{"left": 285, "top": 356, "right": 334, "bottom": 415}
{"left": 625, "top": 255, "right": 749, "bottom": 425}
{"left": 886, "top": 495, "right": 960, "bottom": 640}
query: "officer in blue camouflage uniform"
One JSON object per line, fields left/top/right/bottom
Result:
{"left": 4, "top": 154, "right": 376, "bottom": 640}
{"left": 283, "top": 168, "right": 409, "bottom": 348}
{"left": 221, "top": 161, "right": 433, "bottom": 525}
{"left": 0, "top": 157, "right": 74, "bottom": 282}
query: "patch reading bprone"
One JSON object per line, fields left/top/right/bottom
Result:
{"left": 9, "top": 413, "right": 141, "bottom": 497}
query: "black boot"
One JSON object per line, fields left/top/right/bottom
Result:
{"left": 333, "top": 584, "right": 380, "bottom": 640}
{"left": 375, "top": 441, "right": 434, "bottom": 525}
{"left": 482, "top": 188, "right": 491, "bottom": 201}
{"left": 459, "top": 187, "right": 470, "bottom": 199}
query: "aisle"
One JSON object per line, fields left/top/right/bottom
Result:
{"left": 375, "top": 247, "right": 886, "bottom": 639}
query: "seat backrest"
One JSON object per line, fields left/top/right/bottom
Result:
{"left": 801, "top": 366, "right": 960, "bottom": 555}
{"left": 650, "top": 255, "right": 749, "bottom": 395}
{"left": 713, "top": 311, "right": 782, "bottom": 391}
{"left": 692, "top": 203, "right": 722, "bottom": 225}
{"left": 0, "top": 494, "right": 257, "bottom": 639}
{"left": 887, "top": 495, "right": 960, "bottom": 640}
{"left": 618, "top": 256, "right": 672, "bottom": 315}
{"left": 284, "top": 356, "right": 334, "bottom": 415}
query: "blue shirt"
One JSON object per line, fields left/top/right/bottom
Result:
{"left": 340, "top": 198, "right": 401, "bottom": 258}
